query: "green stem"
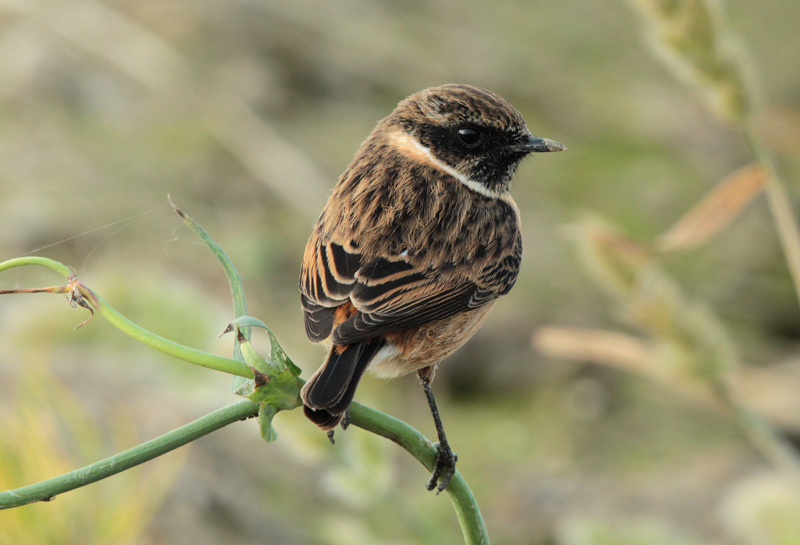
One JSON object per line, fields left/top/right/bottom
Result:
{"left": 0, "top": 400, "right": 260, "bottom": 509}
{"left": 349, "top": 402, "right": 490, "bottom": 545}
{"left": 745, "top": 129, "right": 800, "bottom": 307}
{"left": 169, "top": 198, "right": 248, "bottom": 319}
{"left": 0, "top": 256, "right": 252, "bottom": 378}
{"left": 2, "top": 254, "right": 490, "bottom": 544}
{"left": 715, "top": 381, "right": 800, "bottom": 486}
{"left": 78, "top": 284, "right": 253, "bottom": 379}
{"left": 0, "top": 257, "right": 73, "bottom": 279}
{"left": 1, "top": 395, "right": 490, "bottom": 545}
{"left": 168, "top": 198, "right": 250, "bottom": 364}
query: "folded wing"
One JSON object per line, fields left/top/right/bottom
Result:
{"left": 300, "top": 236, "right": 520, "bottom": 345}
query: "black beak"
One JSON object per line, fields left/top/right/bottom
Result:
{"left": 509, "top": 134, "right": 566, "bottom": 153}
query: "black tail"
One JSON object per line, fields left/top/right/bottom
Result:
{"left": 301, "top": 340, "right": 385, "bottom": 430}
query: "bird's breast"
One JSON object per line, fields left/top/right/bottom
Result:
{"left": 367, "top": 303, "right": 495, "bottom": 379}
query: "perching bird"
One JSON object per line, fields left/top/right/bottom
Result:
{"left": 299, "top": 84, "right": 565, "bottom": 492}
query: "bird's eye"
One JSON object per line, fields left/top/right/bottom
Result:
{"left": 457, "top": 127, "right": 481, "bottom": 146}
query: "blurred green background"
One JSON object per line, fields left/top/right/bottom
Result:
{"left": 1, "top": 0, "right": 800, "bottom": 544}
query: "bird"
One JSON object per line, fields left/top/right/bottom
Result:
{"left": 298, "top": 84, "right": 565, "bottom": 492}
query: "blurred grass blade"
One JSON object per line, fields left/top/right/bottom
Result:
{"left": 748, "top": 134, "right": 800, "bottom": 308}
{"left": 573, "top": 219, "right": 652, "bottom": 298}
{"left": 624, "top": 0, "right": 800, "bottom": 306}
{"left": 574, "top": 220, "right": 738, "bottom": 384}
{"left": 657, "top": 164, "right": 767, "bottom": 252}
{"left": 536, "top": 325, "right": 800, "bottom": 433}
{"left": 573, "top": 217, "right": 800, "bottom": 484}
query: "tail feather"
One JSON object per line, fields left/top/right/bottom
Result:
{"left": 303, "top": 404, "right": 343, "bottom": 429}
{"left": 301, "top": 341, "right": 385, "bottom": 430}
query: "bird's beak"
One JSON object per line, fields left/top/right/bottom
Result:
{"left": 510, "top": 134, "right": 567, "bottom": 153}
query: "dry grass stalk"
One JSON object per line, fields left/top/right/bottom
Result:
{"left": 534, "top": 326, "right": 800, "bottom": 433}
{"left": 575, "top": 221, "right": 738, "bottom": 384}
{"left": 625, "top": 0, "right": 800, "bottom": 304}
{"left": 625, "top": 0, "right": 751, "bottom": 126}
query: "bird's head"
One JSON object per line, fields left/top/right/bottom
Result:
{"left": 384, "top": 84, "right": 565, "bottom": 197}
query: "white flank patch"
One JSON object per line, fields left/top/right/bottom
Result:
{"left": 367, "top": 343, "right": 406, "bottom": 379}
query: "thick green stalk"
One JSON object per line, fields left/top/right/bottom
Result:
{"left": 2, "top": 247, "right": 490, "bottom": 544}
{"left": 349, "top": 402, "right": 490, "bottom": 545}
{"left": 0, "top": 400, "right": 260, "bottom": 509}
{"left": 1, "top": 395, "right": 490, "bottom": 545}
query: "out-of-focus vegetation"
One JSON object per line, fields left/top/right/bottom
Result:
{"left": 0, "top": 363, "right": 184, "bottom": 545}
{"left": 1, "top": 0, "right": 799, "bottom": 544}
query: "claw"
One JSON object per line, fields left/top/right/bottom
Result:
{"left": 426, "top": 442, "right": 458, "bottom": 494}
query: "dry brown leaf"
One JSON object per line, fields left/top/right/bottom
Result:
{"left": 658, "top": 164, "right": 767, "bottom": 252}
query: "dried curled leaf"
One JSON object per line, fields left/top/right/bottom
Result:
{"left": 658, "top": 164, "right": 767, "bottom": 252}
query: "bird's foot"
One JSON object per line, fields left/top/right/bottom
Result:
{"left": 325, "top": 409, "right": 351, "bottom": 445}
{"left": 426, "top": 442, "right": 458, "bottom": 494}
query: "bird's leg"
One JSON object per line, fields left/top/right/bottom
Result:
{"left": 418, "top": 370, "right": 457, "bottom": 494}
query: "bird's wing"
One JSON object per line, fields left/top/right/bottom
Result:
{"left": 300, "top": 235, "right": 520, "bottom": 345}
{"left": 300, "top": 240, "right": 360, "bottom": 342}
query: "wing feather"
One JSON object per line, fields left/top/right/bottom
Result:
{"left": 300, "top": 203, "right": 522, "bottom": 345}
{"left": 301, "top": 294, "right": 337, "bottom": 342}
{"left": 335, "top": 251, "right": 519, "bottom": 344}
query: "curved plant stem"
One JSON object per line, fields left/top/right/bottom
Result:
{"left": 0, "top": 257, "right": 252, "bottom": 379}
{"left": 1, "top": 231, "right": 491, "bottom": 544}
{"left": 0, "top": 400, "right": 260, "bottom": 509}
{"left": 169, "top": 197, "right": 248, "bottom": 320}
{"left": 76, "top": 283, "right": 253, "bottom": 379}
{"left": 0, "top": 256, "right": 74, "bottom": 280}
{"left": 349, "top": 402, "right": 490, "bottom": 545}
{"left": 0, "top": 394, "right": 491, "bottom": 545}
{"left": 168, "top": 197, "right": 251, "bottom": 373}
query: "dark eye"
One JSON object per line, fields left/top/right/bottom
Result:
{"left": 457, "top": 127, "right": 481, "bottom": 146}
